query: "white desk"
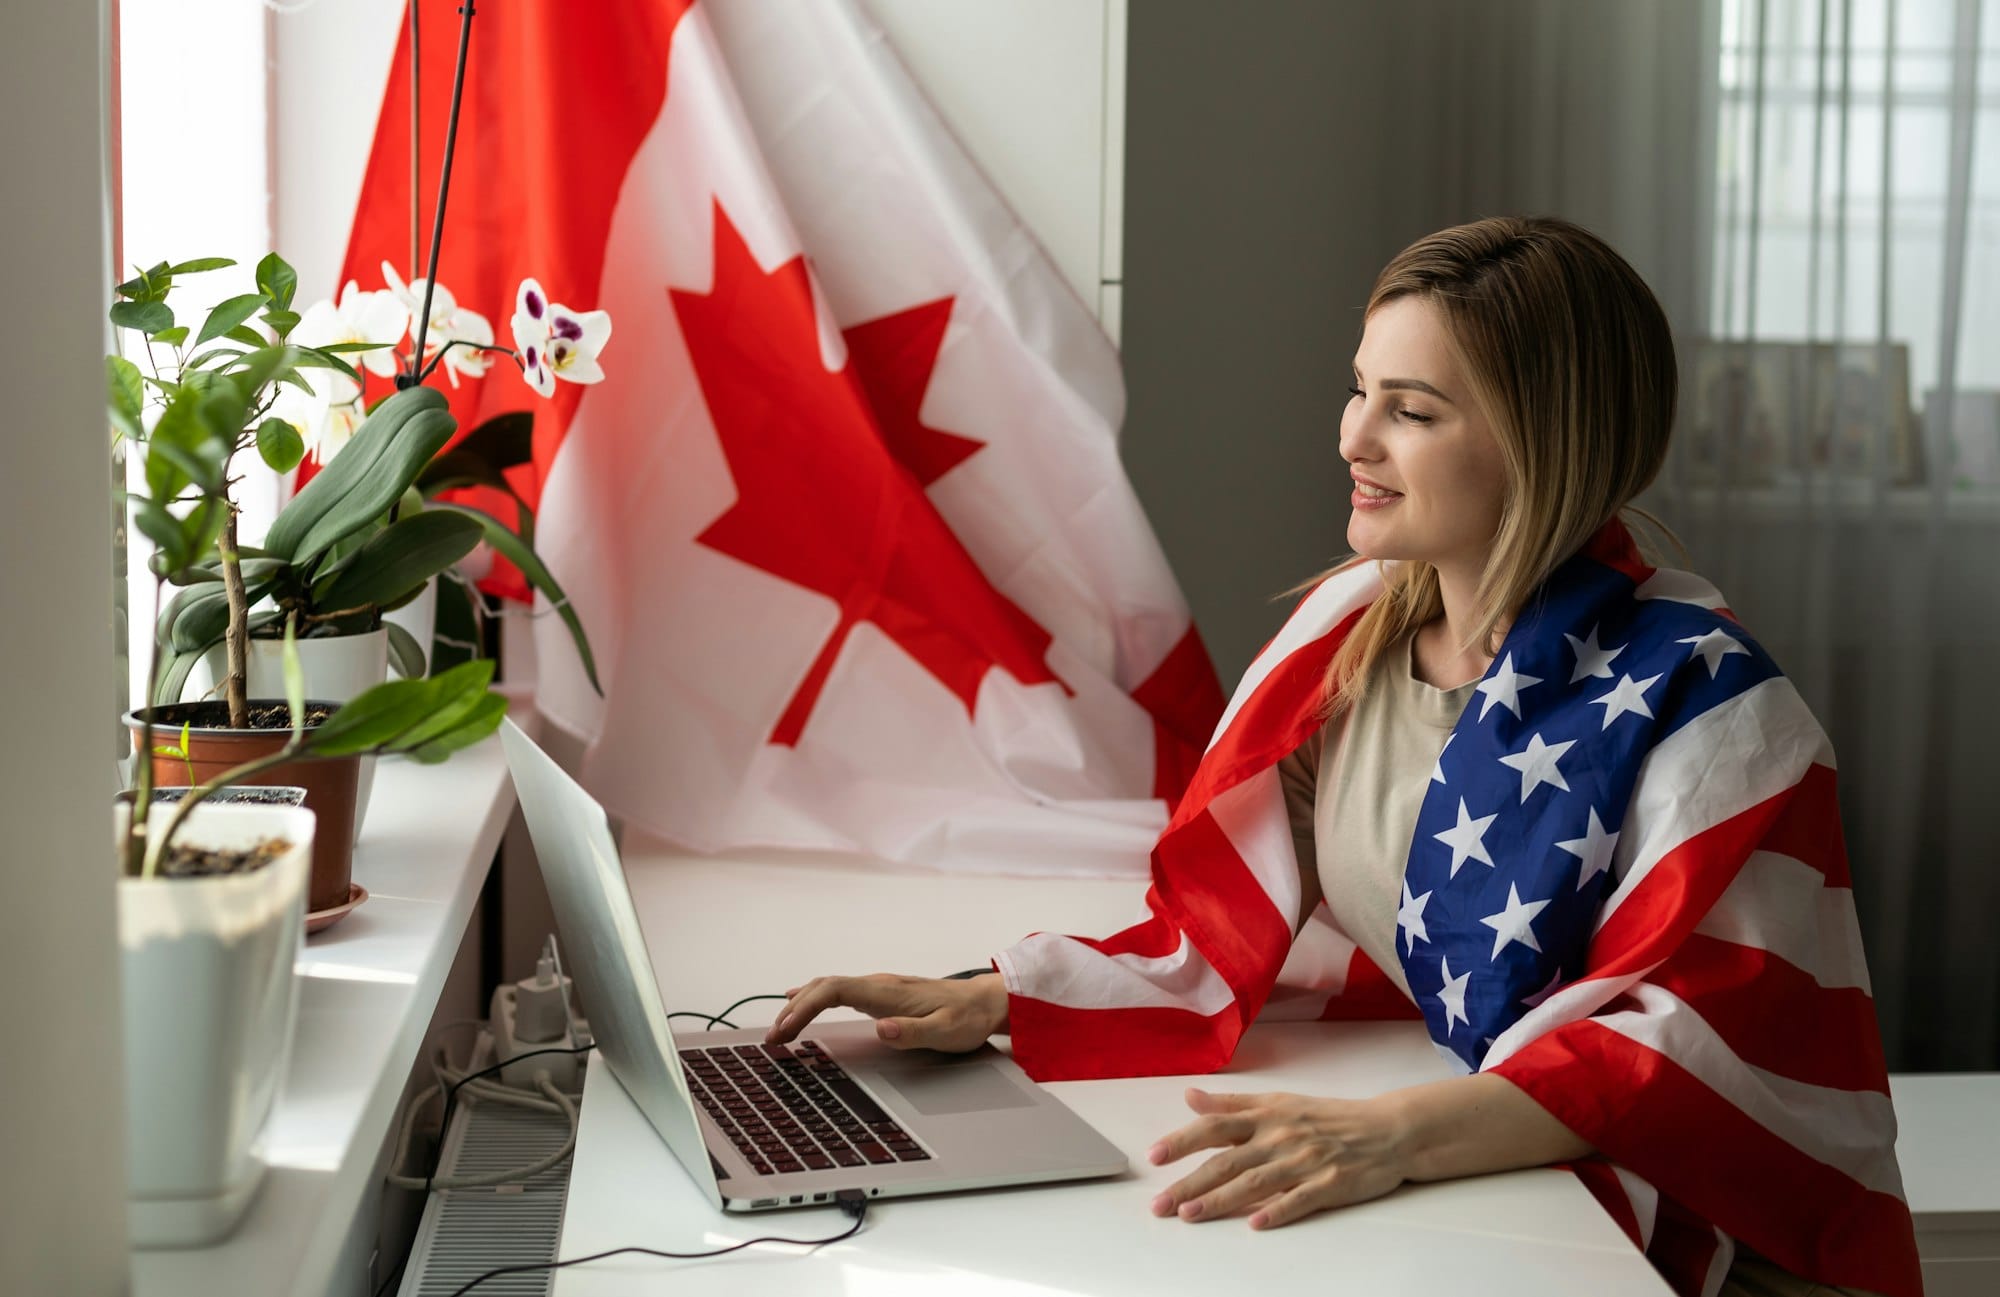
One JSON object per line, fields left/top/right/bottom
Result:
{"left": 551, "top": 842, "right": 1671, "bottom": 1296}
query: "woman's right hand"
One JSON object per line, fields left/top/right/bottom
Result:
{"left": 764, "top": 972, "right": 1009, "bottom": 1053}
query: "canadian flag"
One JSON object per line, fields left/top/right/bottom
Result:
{"left": 342, "top": 0, "right": 1222, "bottom": 876}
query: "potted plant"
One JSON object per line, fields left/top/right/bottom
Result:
{"left": 115, "top": 335, "right": 510, "bottom": 1245}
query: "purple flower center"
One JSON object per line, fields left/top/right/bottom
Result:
{"left": 526, "top": 288, "right": 545, "bottom": 319}
{"left": 553, "top": 315, "right": 584, "bottom": 341}
{"left": 525, "top": 345, "right": 539, "bottom": 368}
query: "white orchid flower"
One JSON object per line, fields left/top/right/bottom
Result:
{"left": 510, "top": 277, "right": 610, "bottom": 398}
{"left": 294, "top": 279, "right": 409, "bottom": 383}
{"left": 266, "top": 369, "right": 363, "bottom": 464}
{"left": 381, "top": 260, "right": 494, "bottom": 387}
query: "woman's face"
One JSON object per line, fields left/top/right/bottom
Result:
{"left": 1340, "top": 296, "right": 1508, "bottom": 574}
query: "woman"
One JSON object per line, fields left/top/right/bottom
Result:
{"left": 767, "top": 218, "right": 1920, "bottom": 1297}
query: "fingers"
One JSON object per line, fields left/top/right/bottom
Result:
{"left": 1155, "top": 1148, "right": 1310, "bottom": 1223}
{"left": 764, "top": 974, "right": 941, "bottom": 1046}
{"left": 1147, "top": 1111, "right": 1254, "bottom": 1166}
{"left": 765, "top": 975, "right": 848, "bottom": 1043}
{"left": 1184, "top": 1087, "right": 1270, "bottom": 1113}
{"left": 1247, "top": 1174, "right": 1337, "bottom": 1230}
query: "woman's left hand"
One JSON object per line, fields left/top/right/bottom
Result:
{"left": 1148, "top": 1087, "right": 1409, "bottom": 1229}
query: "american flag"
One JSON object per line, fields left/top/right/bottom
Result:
{"left": 994, "top": 520, "right": 1921, "bottom": 1297}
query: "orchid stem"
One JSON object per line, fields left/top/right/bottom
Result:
{"left": 405, "top": 1, "right": 475, "bottom": 389}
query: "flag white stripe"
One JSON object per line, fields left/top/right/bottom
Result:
{"left": 1595, "top": 676, "right": 1835, "bottom": 937}
{"left": 1635, "top": 568, "right": 1728, "bottom": 610}
{"left": 994, "top": 929, "right": 1237, "bottom": 1016}
{"left": 1207, "top": 767, "right": 1302, "bottom": 932}
{"left": 1206, "top": 563, "right": 1381, "bottom": 753}
{"left": 1260, "top": 905, "right": 1360, "bottom": 1021}
{"left": 1614, "top": 1165, "right": 1660, "bottom": 1250}
{"left": 1698, "top": 1227, "right": 1736, "bottom": 1297}
{"left": 1594, "top": 982, "right": 1906, "bottom": 1198}
{"left": 1695, "top": 850, "right": 1873, "bottom": 995}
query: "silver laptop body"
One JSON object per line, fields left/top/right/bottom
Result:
{"left": 499, "top": 720, "right": 1128, "bottom": 1212}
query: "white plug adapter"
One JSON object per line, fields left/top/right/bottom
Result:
{"left": 489, "top": 952, "right": 581, "bottom": 1091}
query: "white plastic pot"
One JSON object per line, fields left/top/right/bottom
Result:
{"left": 119, "top": 800, "right": 313, "bottom": 1247}
{"left": 190, "top": 628, "right": 389, "bottom": 825}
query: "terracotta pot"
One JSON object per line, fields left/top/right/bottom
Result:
{"left": 125, "top": 701, "right": 360, "bottom": 914}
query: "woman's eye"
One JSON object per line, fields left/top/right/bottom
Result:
{"left": 1346, "top": 385, "right": 1365, "bottom": 400}
{"left": 1398, "top": 407, "right": 1434, "bottom": 426}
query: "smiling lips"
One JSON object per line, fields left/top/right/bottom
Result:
{"left": 1351, "top": 475, "right": 1403, "bottom": 509}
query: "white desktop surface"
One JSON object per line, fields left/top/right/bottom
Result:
{"left": 551, "top": 840, "right": 1671, "bottom": 1296}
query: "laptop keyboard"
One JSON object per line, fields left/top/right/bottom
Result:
{"left": 679, "top": 1039, "right": 933, "bottom": 1177}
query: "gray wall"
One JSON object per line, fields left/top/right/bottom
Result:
{"left": 1121, "top": 0, "right": 1704, "bottom": 684}
{"left": 0, "top": 1, "right": 129, "bottom": 1291}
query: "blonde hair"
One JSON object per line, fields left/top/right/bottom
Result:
{"left": 1313, "top": 216, "right": 1680, "bottom": 715}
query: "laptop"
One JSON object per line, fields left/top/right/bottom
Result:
{"left": 498, "top": 720, "right": 1128, "bottom": 1212}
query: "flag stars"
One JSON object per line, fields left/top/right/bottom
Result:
{"left": 1436, "top": 956, "right": 1473, "bottom": 1035}
{"left": 1498, "top": 731, "right": 1575, "bottom": 803}
{"left": 1564, "top": 624, "right": 1625, "bottom": 683}
{"left": 1475, "top": 654, "right": 1543, "bottom": 722}
{"left": 1678, "top": 628, "right": 1750, "bottom": 678}
{"left": 1398, "top": 880, "right": 1433, "bottom": 955}
{"left": 1588, "top": 672, "right": 1662, "bottom": 730}
{"left": 1433, "top": 798, "right": 1499, "bottom": 877}
{"left": 1556, "top": 807, "right": 1620, "bottom": 890}
{"left": 1478, "top": 883, "right": 1551, "bottom": 960}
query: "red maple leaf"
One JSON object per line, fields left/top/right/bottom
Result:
{"left": 676, "top": 202, "right": 1063, "bottom": 746}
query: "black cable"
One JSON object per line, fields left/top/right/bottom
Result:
{"left": 693, "top": 992, "right": 788, "bottom": 1030}
{"left": 442, "top": 1191, "right": 870, "bottom": 1297}
{"left": 668, "top": 1010, "right": 737, "bottom": 1028}
{"left": 423, "top": 1043, "right": 596, "bottom": 1195}
{"left": 371, "top": 1253, "right": 406, "bottom": 1297}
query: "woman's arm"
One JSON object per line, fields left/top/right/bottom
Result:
{"left": 1148, "top": 1071, "right": 1593, "bottom": 1228}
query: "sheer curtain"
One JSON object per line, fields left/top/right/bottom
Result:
{"left": 1646, "top": 0, "right": 2000, "bottom": 1071}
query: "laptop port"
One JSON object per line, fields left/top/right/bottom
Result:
{"left": 751, "top": 1198, "right": 778, "bottom": 1208}
{"left": 789, "top": 1195, "right": 803, "bottom": 1205}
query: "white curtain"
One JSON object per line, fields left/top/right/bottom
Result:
{"left": 1648, "top": 0, "right": 2000, "bottom": 1071}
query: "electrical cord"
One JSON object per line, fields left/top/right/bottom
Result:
{"left": 442, "top": 1190, "right": 870, "bottom": 1297}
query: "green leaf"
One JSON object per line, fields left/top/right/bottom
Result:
{"left": 431, "top": 502, "right": 600, "bottom": 695}
{"left": 304, "top": 677, "right": 440, "bottom": 754}
{"left": 293, "top": 347, "right": 364, "bottom": 386}
{"left": 167, "top": 257, "right": 237, "bottom": 275}
{"left": 196, "top": 293, "right": 268, "bottom": 347}
{"left": 152, "top": 326, "right": 189, "bottom": 346}
{"left": 386, "top": 620, "right": 428, "bottom": 679}
{"left": 165, "top": 579, "right": 275, "bottom": 653}
{"left": 225, "top": 324, "right": 269, "bottom": 348}
{"left": 154, "top": 648, "right": 202, "bottom": 708}
{"left": 445, "top": 410, "right": 534, "bottom": 471}
{"left": 255, "top": 419, "right": 306, "bottom": 474}
{"left": 403, "top": 691, "right": 508, "bottom": 762}
{"left": 317, "top": 341, "right": 395, "bottom": 355}
{"left": 261, "top": 308, "right": 302, "bottom": 340}
{"left": 313, "top": 510, "right": 480, "bottom": 614}
{"left": 110, "top": 301, "right": 173, "bottom": 334}
{"left": 184, "top": 346, "right": 247, "bottom": 371}
{"left": 385, "top": 659, "right": 493, "bottom": 741}
{"left": 264, "top": 387, "right": 456, "bottom": 567}
{"left": 255, "top": 253, "right": 298, "bottom": 311}
{"left": 107, "top": 356, "right": 144, "bottom": 439}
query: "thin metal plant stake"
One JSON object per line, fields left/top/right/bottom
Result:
{"left": 402, "top": 1, "right": 476, "bottom": 389}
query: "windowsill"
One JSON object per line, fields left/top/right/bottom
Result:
{"left": 129, "top": 715, "right": 519, "bottom": 1297}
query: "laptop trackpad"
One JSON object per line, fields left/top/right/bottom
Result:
{"left": 876, "top": 1062, "right": 1037, "bottom": 1116}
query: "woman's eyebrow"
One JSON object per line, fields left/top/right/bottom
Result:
{"left": 1353, "top": 365, "right": 1455, "bottom": 404}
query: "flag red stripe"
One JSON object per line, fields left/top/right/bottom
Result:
{"left": 1006, "top": 996, "right": 1236, "bottom": 1082}
{"left": 1586, "top": 781, "right": 1797, "bottom": 976}
{"left": 1172, "top": 614, "right": 1358, "bottom": 833}
{"left": 1491, "top": 1022, "right": 1922, "bottom": 1297}
{"left": 1152, "top": 809, "right": 1293, "bottom": 1003}
{"left": 1130, "top": 623, "right": 1227, "bottom": 810}
{"left": 1648, "top": 933, "right": 1890, "bottom": 1095}
{"left": 1646, "top": 1199, "right": 1725, "bottom": 1297}
{"left": 1753, "top": 763, "right": 1851, "bottom": 887}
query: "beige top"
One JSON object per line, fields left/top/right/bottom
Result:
{"left": 1276, "top": 636, "right": 1478, "bottom": 1003}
